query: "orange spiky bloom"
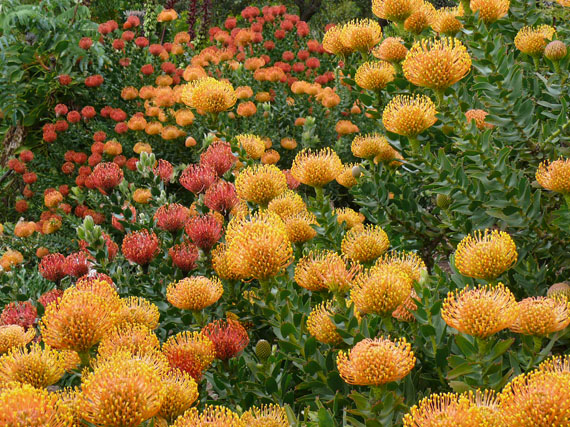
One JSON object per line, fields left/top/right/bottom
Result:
{"left": 173, "top": 405, "right": 244, "bottom": 426}
{"left": 454, "top": 229, "right": 517, "bottom": 280}
{"left": 116, "top": 296, "right": 160, "bottom": 330}
{"left": 441, "top": 283, "right": 519, "bottom": 338}
{"left": 236, "top": 134, "right": 266, "bottom": 159}
{"left": 372, "top": 37, "right": 408, "bottom": 62}
{"left": 431, "top": 6, "right": 463, "bottom": 35}
{"left": 225, "top": 211, "right": 293, "bottom": 281}
{"left": 202, "top": 319, "right": 250, "bottom": 361}
{"left": 283, "top": 212, "right": 318, "bottom": 243}
{"left": 307, "top": 301, "right": 343, "bottom": 345}
{"left": 392, "top": 290, "right": 419, "bottom": 322}
{"left": 351, "top": 133, "right": 396, "bottom": 160}
{"left": 383, "top": 94, "right": 437, "bottom": 137}
{"left": 557, "top": 0, "right": 570, "bottom": 5}
{"left": 157, "top": 368, "right": 199, "bottom": 423}
{"left": 235, "top": 164, "right": 287, "bottom": 206}
{"left": 80, "top": 352, "right": 165, "bottom": 426}
{"left": 74, "top": 277, "right": 121, "bottom": 305}
{"left": 180, "top": 77, "right": 237, "bottom": 113}
{"left": 162, "top": 331, "right": 215, "bottom": 380}
{"left": 544, "top": 40, "right": 567, "bottom": 61}
{"left": 548, "top": 282, "right": 570, "bottom": 301}
{"left": 166, "top": 276, "right": 224, "bottom": 311}
{"left": 0, "top": 325, "right": 35, "bottom": 354}
{"left": 514, "top": 25, "right": 556, "bottom": 56}
{"left": 538, "top": 354, "right": 570, "bottom": 373}
{"left": 465, "top": 109, "right": 494, "bottom": 130}
{"left": 463, "top": 389, "right": 503, "bottom": 426}
{"left": 267, "top": 190, "right": 307, "bottom": 219}
{"left": 509, "top": 297, "right": 570, "bottom": 336}
{"left": 241, "top": 404, "right": 289, "bottom": 427}
{"left": 0, "top": 343, "right": 66, "bottom": 388}
{"left": 211, "top": 244, "right": 244, "bottom": 281}
{"left": 336, "top": 164, "right": 359, "bottom": 188}
{"left": 0, "top": 383, "right": 62, "bottom": 426}
{"left": 55, "top": 387, "right": 82, "bottom": 426}
{"left": 337, "top": 337, "right": 415, "bottom": 386}
{"left": 295, "top": 250, "right": 358, "bottom": 293}
{"left": 341, "top": 224, "right": 390, "bottom": 262}
{"left": 97, "top": 323, "right": 160, "bottom": 358}
{"left": 404, "top": 2, "right": 436, "bottom": 34}
{"left": 336, "top": 207, "right": 366, "bottom": 229}
{"left": 470, "top": 0, "right": 510, "bottom": 23}
{"left": 291, "top": 148, "right": 343, "bottom": 188}
{"left": 355, "top": 61, "right": 396, "bottom": 91}
{"left": 403, "top": 392, "right": 471, "bottom": 426}
{"left": 350, "top": 264, "right": 413, "bottom": 316}
{"left": 375, "top": 251, "right": 427, "bottom": 283}
{"left": 402, "top": 37, "right": 471, "bottom": 90}
{"left": 372, "top": 0, "right": 423, "bottom": 22}
{"left": 339, "top": 19, "right": 382, "bottom": 53}
{"left": 322, "top": 25, "right": 353, "bottom": 56}
{"left": 536, "top": 158, "right": 570, "bottom": 194}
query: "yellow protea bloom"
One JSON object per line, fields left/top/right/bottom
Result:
{"left": 75, "top": 277, "right": 121, "bottom": 304}
{"left": 536, "top": 158, "right": 570, "bottom": 194}
{"left": 157, "top": 369, "right": 199, "bottom": 423}
{"left": 225, "top": 211, "right": 293, "bottom": 280}
{"left": 0, "top": 325, "right": 35, "bottom": 354}
{"left": 283, "top": 212, "right": 317, "bottom": 243}
{"left": 539, "top": 354, "right": 570, "bottom": 373}
{"left": 463, "top": 389, "right": 503, "bottom": 426}
{"left": 454, "top": 229, "right": 517, "bottom": 280}
{"left": 383, "top": 94, "right": 437, "bottom": 137}
{"left": 441, "top": 283, "right": 519, "bottom": 338}
{"left": 372, "top": 37, "right": 408, "bottom": 63}
{"left": 514, "top": 25, "right": 556, "bottom": 56}
{"left": 470, "top": 0, "right": 509, "bottom": 23}
{"left": 307, "top": 301, "right": 343, "bottom": 345}
{"left": 352, "top": 133, "right": 394, "bottom": 160}
{"left": 0, "top": 344, "right": 66, "bottom": 388}
{"left": 403, "top": 392, "right": 471, "bottom": 426}
{"left": 548, "top": 282, "right": 570, "bottom": 301}
{"left": 355, "top": 61, "right": 396, "bottom": 91}
{"left": 402, "top": 37, "right": 471, "bottom": 90}
{"left": 336, "top": 207, "right": 366, "bottom": 229}
{"left": 80, "top": 352, "right": 165, "bottom": 426}
{"left": 431, "top": 6, "right": 463, "bottom": 35}
{"left": 404, "top": 2, "right": 436, "bottom": 34}
{"left": 375, "top": 251, "right": 427, "bottom": 283}
{"left": 322, "top": 25, "right": 353, "bottom": 56}
{"left": 291, "top": 148, "right": 344, "bottom": 188}
{"left": 162, "top": 331, "right": 215, "bottom": 380}
{"left": 509, "top": 297, "right": 570, "bottom": 336}
{"left": 116, "top": 296, "right": 160, "bottom": 330}
{"left": 556, "top": 0, "right": 570, "bottom": 6}
{"left": 0, "top": 383, "right": 61, "bottom": 426}
{"left": 180, "top": 77, "right": 237, "bottom": 113}
{"left": 166, "top": 276, "right": 224, "bottom": 311}
{"left": 235, "top": 134, "right": 266, "bottom": 160}
{"left": 294, "top": 250, "right": 358, "bottom": 293}
{"left": 235, "top": 164, "right": 287, "bottom": 206}
{"left": 341, "top": 224, "right": 390, "bottom": 262}
{"left": 97, "top": 323, "right": 160, "bottom": 358}
{"left": 336, "top": 163, "right": 359, "bottom": 188}
{"left": 173, "top": 405, "right": 244, "bottom": 427}
{"left": 339, "top": 19, "right": 382, "bottom": 53}
{"left": 55, "top": 387, "right": 82, "bottom": 426}
{"left": 268, "top": 190, "right": 307, "bottom": 219}
{"left": 337, "top": 337, "right": 415, "bottom": 385}
{"left": 372, "top": 0, "right": 423, "bottom": 22}
{"left": 211, "top": 243, "right": 243, "bottom": 281}
{"left": 241, "top": 404, "right": 288, "bottom": 427}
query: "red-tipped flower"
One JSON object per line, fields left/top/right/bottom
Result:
{"left": 180, "top": 164, "right": 216, "bottom": 194}
{"left": 0, "top": 301, "right": 38, "bottom": 330}
{"left": 154, "top": 203, "right": 190, "bottom": 232}
{"left": 185, "top": 214, "right": 223, "bottom": 251}
{"left": 169, "top": 241, "right": 200, "bottom": 272}
{"left": 38, "top": 253, "right": 66, "bottom": 282}
{"left": 63, "top": 252, "right": 90, "bottom": 277}
{"left": 203, "top": 180, "right": 239, "bottom": 215}
{"left": 91, "top": 162, "right": 124, "bottom": 192}
{"left": 202, "top": 319, "right": 250, "bottom": 361}
{"left": 121, "top": 230, "right": 160, "bottom": 265}
{"left": 153, "top": 159, "right": 174, "bottom": 183}
{"left": 200, "top": 141, "right": 236, "bottom": 176}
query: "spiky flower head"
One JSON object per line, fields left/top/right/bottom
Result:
{"left": 235, "top": 164, "right": 287, "bottom": 206}
{"left": 355, "top": 61, "right": 396, "bottom": 91}
{"left": 184, "top": 214, "right": 223, "bottom": 251}
{"left": 337, "top": 337, "right": 415, "bottom": 386}
{"left": 544, "top": 40, "right": 567, "bottom": 61}
{"left": 383, "top": 94, "right": 437, "bottom": 137}
{"left": 200, "top": 140, "right": 236, "bottom": 176}
{"left": 154, "top": 203, "right": 190, "bottom": 232}
{"left": 121, "top": 229, "right": 160, "bottom": 265}
{"left": 372, "top": 0, "right": 423, "bottom": 22}
{"left": 241, "top": 404, "right": 289, "bottom": 427}
{"left": 322, "top": 25, "right": 354, "bottom": 56}
{"left": 441, "top": 283, "right": 519, "bottom": 338}
{"left": 392, "top": 290, "right": 419, "bottom": 322}
{"left": 295, "top": 250, "right": 358, "bottom": 293}
{"left": 0, "top": 325, "right": 35, "bottom": 354}
{"left": 204, "top": 180, "right": 239, "bottom": 215}
{"left": 0, "top": 301, "right": 37, "bottom": 330}
{"left": 267, "top": 190, "right": 307, "bottom": 219}
{"left": 403, "top": 392, "right": 470, "bottom": 426}
{"left": 352, "top": 134, "right": 395, "bottom": 160}
{"left": 514, "top": 25, "right": 556, "bottom": 56}
{"left": 181, "top": 77, "right": 237, "bottom": 113}
{"left": 465, "top": 109, "right": 494, "bottom": 130}
{"left": 341, "top": 224, "right": 390, "bottom": 263}
{"left": 211, "top": 244, "right": 243, "bottom": 281}
{"left": 169, "top": 241, "right": 200, "bottom": 272}
{"left": 431, "top": 6, "right": 463, "bottom": 35}
{"left": 307, "top": 301, "right": 343, "bottom": 345}
{"left": 117, "top": 296, "right": 160, "bottom": 330}
{"left": 536, "top": 158, "right": 570, "bottom": 194}
{"left": 470, "top": 0, "right": 509, "bottom": 23}
{"left": 283, "top": 212, "right": 318, "bottom": 243}
{"left": 180, "top": 164, "right": 217, "bottom": 194}
{"left": 454, "top": 229, "right": 517, "bottom": 280}
{"left": 548, "top": 282, "right": 570, "bottom": 301}
{"left": 97, "top": 323, "right": 160, "bottom": 359}
{"left": 173, "top": 405, "right": 244, "bottom": 427}
{"left": 162, "top": 331, "right": 215, "bottom": 380}
{"left": 0, "top": 383, "right": 61, "bottom": 426}
{"left": 336, "top": 164, "right": 359, "bottom": 188}
{"left": 372, "top": 37, "right": 408, "bottom": 63}
{"left": 557, "top": 0, "right": 570, "bottom": 6}
{"left": 375, "top": 251, "right": 427, "bottom": 283}
{"left": 339, "top": 19, "right": 382, "bottom": 53}
{"left": 202, "top": 319, "right": 250, "bottom": 361}
{"left": 291, "top": 148, "right": 344, "bottom": 188}
{"left": 166, "top": 276, "right": 224, "bottom": 311}
{"left": 158, "top": 368, "right": 199, "bottom": 423}
{"left": 236, "top": 134, "right": 266, "bottom": 159}
{"left": 0, "top": 343, "right": 66, "bottom": 388}
{"left": 404, "top": 2, "right": 436, "bottom": 34}
{"left": 509, "top": 297, "right": 570, "bottom": 336}
{"left": 402, "top": 37, "right": 471, "bottom": 90}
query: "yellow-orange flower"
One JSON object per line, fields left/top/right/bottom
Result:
{"left": 235, "top": 164, "right": 287, "bottom": 206}
{"left": 173, "top": 405, "right": 244, "bottom": 426}
{"left": 166, "top": 276, "right": 224, "bottom": 311}
{"left": 402, "top": 37, "right": 471, "bottom": 90}
{"left": 341, "top": 224, "right": 390, "bottom": 262}
{"left": 236, "top": 134, "right": 266, "bottom": 159}
{"left": 307, "top": 301, "right": 343, "bottom": 345}
{"left": 0, "top": 250, "right": 24, "bottom": 272}
{"left": 383, "top": 94, "right": 437, "bottom": 137}
{"left": 157, "top": 8, "right": 178, "bottom": 22}
{"left": 465, "top": 109, "right": 494, "bottom": 130}
{"left": 117, "top": 296, "right": 160, "bottom": 330}
{"left": 241, "top": 404, "right": 288, "bottom": 427}
{"left": 336, "top": 164, "right": 359, "bottom": 188}
{"left": 509, "top": 297, "right": 570, "bottom": 336}
{"left": 158, "top": 368, "right": 199, "bottom": 423}
{"left": 291, "top": 148, "right": 343, "bottom": 188}
{"left": 470, "top": 0, "right": 510, "bottom": 23}
{"left": 372, "top": 0, "right": 423, "bottom": 22}
{"left": 182, "top": 66, "right": 207, "bottom": 82}
{"left": 431, "top": 6, "right": 464, "bottom": 35}
{"left": 181, "top": 77, "right": 237, "bottom": 113}
{"left": 0, "top": 325, "right": 35, "bottom": 354}
{"left": 340, "top": 19, "right": 382, "bottom": 53}
{"left": 337, "top": 337, "right": 415, "bottom": 385}
{"left": 454, "top": 229, "right": 517, "bottom": 280}
{"left": 268, "top": 190, "right": 307, "bottom": 219}
{"left": 322, "top": 25, "right": 353, "bottom": 56}
{"left": 97, "top": 323, "right": 160, "bottom": 358}
{"left": 0, "top": 383, "right": 61, "bottom": 426}
{"left": 283, "top": 212, "right": 318, "bottom": 243}
{"left": 372, "top": 37, "right": 408, "bottom": 62}
{"left": 392, "top": 290, "right": 420, "bottom": 322}
{"left": 536, "top": 158, "right": 570, "bottom": 194}
{"left": 375, "top": 251, "right": 427, "bottom": 283}
{"left": 352, "top": 133, "right": 395, "bottom": 160}
{"left": 441, "top": 283, "right": 519, "bottom": 338}
{"left": 514, "top": 25, "right": 556, "bottom": 56}
{"left": 336, "top": 207, "right": 366, "bottom": 229}
{"left": 403, "top": 392, "right": 470, "bottom": 426}
{"left": 294, "top": 250, "right": 358, "bottom": 293}
{"left": 162, "top": 331, "right": 215, "bottom": 380}
{"left": 404, "top": 2, "right": 436, "bottom": 34}
{"left": 0, "top": 343, "right": 66, "bottom": 388}
{"left": 211, "top": 243, "right": 243, "bottom": 281}
{"left": 355, "top": 61, "right": 395, "bottom": 91}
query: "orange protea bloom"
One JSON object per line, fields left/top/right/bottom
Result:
{"left": 392, "top": 290, "right": 420, "bottom": 322}
{"left": 340, "top": 19, "right": 382, "bottom": 53}
{"left": 352, "top": 133, "right": 394, "bottom": 160}
{"left": 241, "top": 404, "right": 289, "bottom": 427}
{"left": 341, "top": 224, "right": 390, "bottom": 262}
{"left": 0, "top": 250, "right": 24, "bottom": 272}
{"left": 236, "top": 134, "right": 266, "bottom": 159}
{"left": 509, "top": 297, "right": 570, "bottom": 336}
{"left": 536, "top": 158, "right": 570, "bottom": 194}
{"left": 117, "top": 296, "right": 160, "bottom": 330}
{"left": 372, "top": 37, "right": 408, "bottom": 62}
{"left": 514, "top": 25, "right": 556, "bottom": 56}
{"left": 355, "top": 61, "right": 395, "bottom": 91}
{"left": 235, "top": 164, "right": 287, "bottom": 206}
{"left": 337, "top": 337, "right": 415, "bottom": 385}
{"left": 225, "top": 211, "right": 293, "bottom": 280}
{"left": 211, "top": 244, "right": 243, "bottom": 281}
{"left": 382, "top": 94, "right": 437, "bottom": 137}
{"left": 322, "top": 25, "right": 353, "bottom": 56}
{"left": 236, "top": 101, "right": 257, "bottom": 117}
{"left": 181, "top": 78, "right": 236, "bottom": 113}
{"left": 431, "top": 6, "right": 463, "bottom": 35}
{"left": 202, "top": 319, "right": 250, "bottom": 361}
{"left": 403, "top": 392, "right": 471, "bottom": 426}
{"left": 182, "top": 66, "right": 207, "bottom": 82}
{"left": 261, "top": 149, "right": 280, "bottom": 165}
{"left": 402, "top": 37, "right": 471, "bottom": 90}
{"left": 454, "top": 229, "right": 517, "bottom": 280}
{"left": 280, "top": 137, "right": 297, "bottom": 150}
{"left": 372, "top": 0, "right": 422, "bottom": 22}
{"left": 235, "top": 86, "right": 254, "bottom": 99}
{"left": 557, "top": 0, "right": 570, "bottom": 5}
{"left": 283, "top": 212, "right": 318, "bottom": 243}
{"left": 74, "top": 277, "right": 121, "bottom": 306}
{"left": 375, "top": 251, "right": 427, "bottom": 283}
{"left": 162, "top": 331, "right": 215, "bottom": 380}
{"left": 336, "top": 164, "right": 359, "bottom": 188}
{"left": 465, "top": 109, "right": 494, "bottom": 130}
{"left": 0, "top": 325, "right": 35, "bottom": 354}
{"left": 157, "top": 8, "right": 178, "bottom": 22}
{"left": 291, "top": 148, "right": 343, "bottom": 188}
{"left": 404, "top": 2, "right": 436, "bottom": 34}
{"left": 307, "top": 301, "right": 343, "bottom": 345}
{"left": 294, "top": 250, "right": 358, "bottom": 293}
{"left": 97, "top": 323, "right": 160, "bottom": 359}
{"left": 0, "top": 383, "right": 61, "bottom": 426}
{"left": 335, "top": 120, "right": 360, "bottom": 135}
{"left": 157, "top": 368, "right": 198, "bottom": 423}
{"left": 166, "top": 276, "right": 224, "bottom": 311}
{"left": 0, "top": 343, "right": 66, "bottom": 388}
{"left": 336, "top": 207, "right": 365, "bottom": 229}
{"left": 173, "top": 405, "right": 244, "bottom": 427}
{"left": 548, "top": 282, "right": 570, "bottom": 301}
{"left": 470, "top": 0, "right": 510, "bottom": 23}
{"left": 441, "top": 283, "right": 519, "bottom": 338}
{"left": 267, "top": 190, "right": 307, "bottom": 219}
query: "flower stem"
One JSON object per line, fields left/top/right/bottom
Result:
{"left": 564, "top": 194, "right": 570, "bottom": 210}
{"left": 408, "top": 137, "right": 420, "bottom": 155}
{"left": 532, "top": 56, "right": 540, "bottom": 71}
{"left": 78, "top": 351, "right": 91, "bottom": 368}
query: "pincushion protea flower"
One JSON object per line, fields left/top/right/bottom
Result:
{"left": 0, "top": 325, "right": 35, "bottom": 354}
{"left": 162, "top": 331, "right": 216, "bottom": 380}
{"left": 268, "top": 190, "right": 307, "bottom": 219}
{"left": 202, "top": 319, "right": 250, "bottom": 361}
{"left": 337, "top": 337, "right": 415, "bottom": 386}
{"left": 236, "top": 134, "right": 266, "bottom": 159}
{"left": 383, "top": 94, "right": 437, "bottom": 138}
{"left": 38, "top": 253, "right": 66, "bottom": 282}
{"left": 372, "top": 0, "right": 423, "bottom": 22}
{"left": 291, "top": 148, "right": 344, "bottom": 188}
{"left": 166, "top": 276, "right": 224, "bottom": 311}
{"left": 283, "top": 212, "right": 318, "bottom": 243}
{"left": 536, "top": 158, "right": 570, "bottom": 194}
{"left": 373, "top": 37, "right": 408, "bottom": 62}
{"left": 322, "top": 25, "right": 353, "bottom": 56}
{"left": 154, "top": 203, "right": 190, "bottom": 232}
{"left": 235, "top": 164, "right": 288, "bottom": 206}
{"left": 403, "top": 392, "right": 470, "bottom": 426}
{"left": 0, "top": 343, "right": 66, "bottom": 388}
{"left": 173, "top": 405, "right": 244, "bottom": 427}
{"left": 336, "top": 207, "right": 366, "bottom": 229}
{"left": 514, "top": 25, "right": 556, "bottom": 56}
{"left": 184, "top": 214, "right": 223, "bottom": 251}
{"left": 465, "top": 109, "right": 494, "bottom": 130}
{"left": 509, "top": 297, "right": 570, "bottom": 336}
{"left": 352, "top": 134, "right": 395, "bottom": 160}
{"left": 470, "top": 0, "right": 509, "bottom": 22}
{"left": 158, "top": 368, "right": 199, "bottom": 423}
{"left": 441, "top": 283, "right": 519, "bottom": 338}
{"left": 341, "top": 224, "right": 390, "bottom": 263}
{"left": 355, "top": 61, "right": 396, "bottom": 91}
{"left": 97, "top": 323, "right": 160, "bottom": 359}
{"left": 392, "top": 290, "right": 419, "bottom": 322}
{"left": 204, "top": 180, "right": 239, "bottom": 215}
{"left": 241, "top": 404, "right": 289, "bottom": 427}
{"left": 0, "top": 383, "right": 61, "bottom": 426}
{"left": 181, "top": 77, "right": 237, "bottom": 113}
{"left": 91, "top": 161, "right": 124, "bottom": 192}
{"left": 169, "top": 241, "right": 199, "bottom": 272}
{"left": 116, "top": 296, "right": 160, "bottom": 330}
{"left": 307, "top": 301, "right": 343, "bottom": 345}
{"left": 454, "top": 229, "right": 517, "bottom": 280}
{"left": 180, "top": 164, "right": 217, "bottom": 194}
{"left": 375, "top": 251, "right": 427, "bottom": 283}
{"left": 402, "top": 37, "right": 471, "bottom": 91}
{"left": 404, "top": 2, "right": 436, "bottom": 34}
{"left": 431, "top": 6, "right": 463, "bottom": 35}
{"left": 0, "top": 301, "right": 37, "bottom": 330}
{"left": 200, "top": 140, "right": 236, "bottom": 176}
{"left": 211, "top": 243, "right": 244, "bottom": 281}
{"left": 294, "top": 250, "right": 358, "bottom": 293}
{"left": 339, "top": 19, "right": 382, "bottom": 53}
{"left": 121, "top": 229, "right": 160, "bottom": 265}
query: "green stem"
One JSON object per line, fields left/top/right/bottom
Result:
{"left": 460, "top": 0, "right": 471, "bottom": 15}
{"left": 193, "top": 310, "right": 207, "bottom": 327}
{"left": 434, "top": 90, "right": 445, "bottom": 110}
{"left": 408, "top": 137, "right": 420, "bottom": 155}
{"left": 78, "top": 351, "right": 91, "bottom": 368}
{"left": 564, "top": 194, "right": 570, "bottom": 210}
{"left": 259, "top": 279, "right": 271, "bottom": 296}
{"left": 314, "top": 186, "right": 324, "bottom": 203}
{"left": 382, "top": 315, "right": 394, "bottom": 333}
{"left": 334, "top": 291, "right": 347, "bottom": 310}
{"left": 532, "top": 56, "right": 540, "bottom": 71}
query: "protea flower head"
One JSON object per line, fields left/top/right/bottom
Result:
{"left": 336, "top": 207, "right": 366, "bottom": 229}
{"left": 339, "top": 19, "right": 382, "bottom": 53}
{"left": 0, "top": 301, "right": 37, "bottom": 330}
{"left": 91, "top": 162, "right": 124, "bottom": 192}
{"left": 97, "top": 323, "right": 161, "bottom": 359}
{"left": 374, "top": 251, "right": 427, "bottom": 283}
{"left": 116, "top": 296, "right": 160, "bottom": 330}
{"left": 236, "top": 134, "right": 266, "bottom": 159}
{"left": 184, "top": 214, "right": 223, "bottom": 251}
{"left": 322, "top": 25, "right": 353, "bottom": 56}
{"left": 294, "top": 250, "right": 358, "bottom": 293}
{"left": 211, "top": 243, "right": 244, "bottom": 281}
{"left": 204, "top": 180, "right": 239, "bottom": 215}
{"left": 341, "top": 224, "right": 390, "bottom": 263}
{"left": 0, "top": 325, "right": 35, "bottom": 354}
{"left": 202, "top": 319, "right": 250, "bottom": 361}
{"left": 509, "top": 297, "right": 570, "bottom": 336}
{"left": 351, "top": 134, "right": 396, "bottom": 160}
{"left": 291, "top": 148, "right": 344, "bottom": 188}
{"left": 307, "top": 301, "right": 343, "bottom": 345}
{"left": 514, "top": 25, "right": 556, "bottom": 56}
{"left": 470, "top": 0, "right": 509, "bottom": 23}
{"left": 267, "top": 190, "right": 307, "bottom": 219}
{"left": 356, "top": 61, "right": 396, "bottom": 92}
{"left": 200, "top": 140, "right": 236, "bottom": 176}
{"left": 172, "top": 405, "right": 244, "bottom": 427}
{"left": 180, "top": 164, "right": 217, "bottom": 194}
{"left": 403, "top": 392, "right": 471, "bottom": 426}
{"left": 157, "top": 368, "right": 199, "bottom": 423}
{"left": 180, "top": 77, "right": 237, "bottom": 113}
{"left": 372, "top": 37, "right": 408, "bottom": 62}
{"left": 431, "top": 6, "right": 463, "bottom": 35}
{"left": 404, "top": 2, "right": 436, "bottom": 34}
{"left": 154, "top": 203, "right": 190, "bottom": 232}
{"left": 0, "top": 383, "right": 61, "bottom": 426}
{"left": 241, "top": 404, "right": 289, "bottom": 427}
{"left": 121, "top": 230, "right": 160, "bottom": 265}
{"left": 169, "top": 241, "right": 199, "bottom": 272}
{"left": 465, "top": 109, "right": 494, "bottom": 130}
{"left": 536, "top": 158, "right": 570, "bottom": 194}
{"left": 162, "top": 331, "right": 216, "bottom": 380}
{"left": 392, "top": 289, "right": 420, "bottom": 322}
{"left": 38, "top": 253, "right": 66, "bottom": 282}
{"left": 372, "top": 0, "right": 423, "bottom": 22}
{"left": 283, "top": 212, "right": 318, "bottom": 243}
{"left": 383, "top": 94, "right": 437, "bottom": 137}
{"left": 235, "top": 164, "right": 288, "bottom": 206}
{"left": 166, "top": 276, "right": 224, "bottom": 311}
{"left": 0, "top": 343, "right": 66, "bottom": 388}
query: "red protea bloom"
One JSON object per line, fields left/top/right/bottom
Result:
{"left": 38, "top": 253, "right": 66, "bottom": 282}
{"left": 154, "top": 203, "right": 190, "bottom": 232}
{"left": 58, "top": 74, "right": 71, "bottom": 85}
{"left": 0, "top": 302, "right": 38, "bottom": 330}
{"left": 180, "top": 164, "right": 216, "bottom": 194}
{"left": 38, "top": 289, "right": 64, "bottom": 308}
{"left": 200, "top": 141, "right": 236, "bottom": 177}
{"left": 63, "top": 252, "right": 90, "bottom": 277}
{"left": 203, "top": 180, "right": 239, "bottom": 215}
{"left": 202, "top": 319, "right": 250, "bottom": 361}
{"left": 169, "top": 241, "right": 200, "bottom": 271}
{"left": 19, "top": 150, "right": 34, "bottom": 163}
{"left": 121, "top": 230, "right": 160, "bottom": 265}
{"left": 185, "top": 214, "right": 223, "bottom": 251}
{"left": 283, "top": 169, "right": 301, "bottom": 189}
{"left": 91, "top": 162, "right": 124, "bottom": 192}
{"left": 153, "top": 159, "right": 174, "bottom": 183}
